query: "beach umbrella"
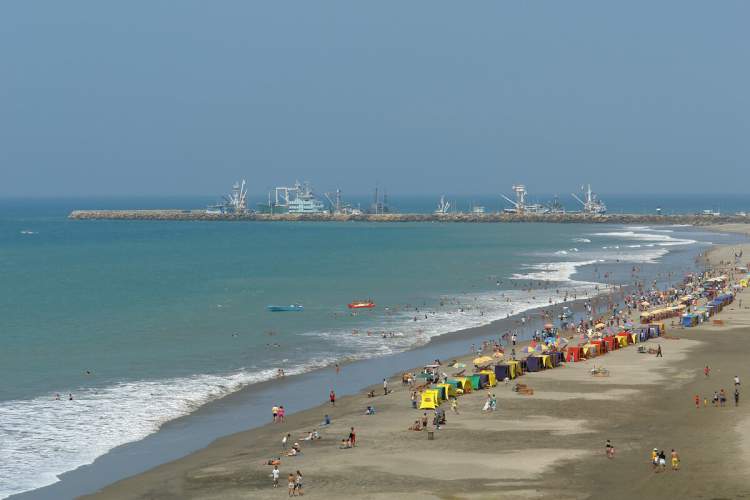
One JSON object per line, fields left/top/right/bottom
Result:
{"left": 492, "top": 351, "right": 504, "bottom": 359}
{"left": 473, "top": 356, "right": 493, "bottom": 365}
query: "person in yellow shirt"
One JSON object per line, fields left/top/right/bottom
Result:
{"left": 651, "top": 448, "right": 658, "bottom": 471}
{"left": 671, "top": 449, "right": 680, "bottom": 470}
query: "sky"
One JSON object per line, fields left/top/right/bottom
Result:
{"left": 1, "top": 1, "right": 748, "bottom": 197}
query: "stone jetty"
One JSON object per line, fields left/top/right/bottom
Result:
{"left": 68, "top": 210, "right": 749, "bottom": 225}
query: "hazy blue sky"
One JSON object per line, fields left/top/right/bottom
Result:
{"left": 1, "top": 1, "right": 748, "bottom": 197}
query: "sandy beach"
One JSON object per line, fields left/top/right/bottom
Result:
{"left": 75, "top": 234, "right": 750, "bottom": 500}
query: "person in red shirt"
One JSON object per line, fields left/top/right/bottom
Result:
{"left": 329, "top": 389, "right": 336, "bottom": 406}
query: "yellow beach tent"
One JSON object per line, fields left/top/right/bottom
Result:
{"left": 506, "top": 360, "right": 522, "bottom": 378}
{"left": 539, "top": 355, "right": 553, "bottom": 369}
{"left": 437, "top": 383, "right": 457, "bottom": 398}
{"left": 419, "top": 390, "right": 438, "bottom": 410}
{"left": 479, "top": 370, "right": 497, "bottom": 387}
{"left": 454, "top": 377, "right": 472, "bottom": 393}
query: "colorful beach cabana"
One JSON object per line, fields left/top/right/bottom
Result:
{"left": 494, "top": 364, "right": 512, "bottom": 381}
{"left": 437, "top": 383, "right": 457, "bottom": 398}
{"left": 479, "top": 370, "right": 497, "bottom": 387}
{"left": 454, "top": 377, "right": 472, "bottom": 393}
{"left": 419, "top": 390, "right": 439, "bottom": 410}
{"left": 566, "top": 346, "right": 583, "bottom": 362}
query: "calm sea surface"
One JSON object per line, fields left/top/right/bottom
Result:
{"left": 0, "top": 196, "right": 745, "bottom": 498}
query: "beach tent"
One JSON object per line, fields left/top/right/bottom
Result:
{"left": 681, "top": 314, "right": 699, "bottom": 327}
{"left": 582, "top": 344, "right": 598, "bottom": 357}
{"left": 566, "top": 346, "right": 583, "bottom": 362}
{"left": 507, "top": 360, "right": 523, "bottom": 377}
{"left": 525, "top": 356, "right": 543, "bottom": 372}
{"left": 433, "top": 385, "right": 447, "bottom": 401}
{"left": 419, "top": 390, "right": 438, "bottom": 410}
{"left": 590, "top": 339, "right": 606, "bottom": 354}
{"left": 468, "top": 374, "right": 482, "bottom": 390}
{"left": 539, "top": 355, "right": 553, "bottom": 369}
{"left": 473, "top": 356, "right": 493, "bottom": 367}
{"left": 630, "top": 332, "right": 639, "bottom": 344}
{"left": 603, "top": 336, "right": 616, "bottom": 351}
{"left": 454, "top": 377, "right": 472, "bottom": 393}
{"left": 478, "top": 373, "right": 491, "bottom": 388}
{"left": 615, "top": 335, "right": 628, "bottom": 348}
{"left": 494, "top": 364, "right": 512, "bottom": 381}
{"left": 437, "top": 383, "right": 457, "bottom": 398}
{"left": 479, "top": 370, "right": 497, "bottom": 387}
{"left": 446, "top": 379, "right": 461, "bottom": 391}
{"left": 548, "top": 351, "right": 564, "bottom": 367}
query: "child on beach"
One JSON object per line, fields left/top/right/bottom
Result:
{"left": 670, "top": 449, "right": 680, "bottom": 470}
{"left": 272, "top": 465, "right": 280, "bottom": 488}
{"left": 295, "top": 470, "right": 304, "bottom": 496}
{"left": 288, "top": 473, "right": 296, "bottom": 496}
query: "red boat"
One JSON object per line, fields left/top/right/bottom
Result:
{"left": 348, "top": 300, "right": 375, "bottom": 309}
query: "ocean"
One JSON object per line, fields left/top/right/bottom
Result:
{"left": 0, "top": 196, "right": 745, "bottom": 498}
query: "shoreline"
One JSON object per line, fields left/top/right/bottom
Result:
{"left": 10, "top": 227, "right": 745, "bottom": 499}
{"left": 80, "top": 240, "right": 750, "bottom": 499}
{"left": 12, "top": 278, "right": 611, "bottom": 500}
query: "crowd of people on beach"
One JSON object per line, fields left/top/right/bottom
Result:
{"left": 259, "top": 246, "right": 748, "bottom": 495}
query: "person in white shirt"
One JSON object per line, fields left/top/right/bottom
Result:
{"left": 271, "top": 465, "right": 280, "bottom": 488}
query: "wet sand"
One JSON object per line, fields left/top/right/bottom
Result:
{"left": 82, "top": 243, "right": 750, "bottom": 500}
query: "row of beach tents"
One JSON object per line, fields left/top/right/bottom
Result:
{"left": 417, "top": 327, "right": 664, "bottom": 410}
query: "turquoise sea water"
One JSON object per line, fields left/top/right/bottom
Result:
{"left": 0, "top": 197, "right": 744, "bottom": 498}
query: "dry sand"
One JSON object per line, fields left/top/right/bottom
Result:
{"left": 83, "top": 241, "right": 750, "bottom": 500}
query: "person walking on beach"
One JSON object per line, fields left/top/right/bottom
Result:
{"left": 451, "top": 397, "right": 459, "bottom": 414}
{"left": 282, "top": 433, "right": 290, "bottom": 450}
{"left": 278, "top": 406, "right": 286, "bottom": 423}
{"left": 694, "top": 394, "right": 700, "bottom": 408}
{"left": 671, "top": 449, "right": 680, "bottom": 470}
{"left": 272, "top": 465, "right": 280, "bottom": 488}
{"left": 605, "top": 440, "right": 614, "bottom": 459}
{"left": 735, "top": 387, "right": 740, "bottom": 406}
{"left": 734, "top": 375, "right": 741, "bottom": 387}
{"left": 329, "top": 389, "right": 336, "bottom": 406}
{"left": 656, "top": 344, "right": 662, "bottom": 357}
{"left": 348, "top": 427, "right": 356, "bottom": 447}
{"left": 273, "top": 405, "right": 279, "bottom": 423}
{"left": 511, "top": 333, "right": 517, "bottom": 347}
{"left": 383, "top": 378, "right": 388, "bottom": 395}
{"left": 704, "top": 365, "right": 711, "bottom": 377}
